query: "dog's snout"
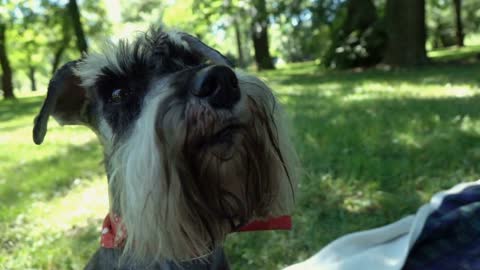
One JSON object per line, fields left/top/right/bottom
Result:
{"left": 192, "top": 65, "right": 241, "bottom": 109}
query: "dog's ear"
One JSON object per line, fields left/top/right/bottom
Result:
{"left": 180, "top": 33, "right": 234, "bottom": 67}
{"left": 33, "top": 60, "right": 88, "bottom": 145}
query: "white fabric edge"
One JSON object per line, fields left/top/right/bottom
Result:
{"left": 283, "top": 180, "right": 480, "bottom": 270}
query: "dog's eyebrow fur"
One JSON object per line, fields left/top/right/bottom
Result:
{"left": 98, "top": 29, "right": 202, "bottom": 80}
{"left": 75, "top": 27, "right": 204, "bottom": 90}
{"left": 75, "top": 28, "right": 209, "bottom": 137}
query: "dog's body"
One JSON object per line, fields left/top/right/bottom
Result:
{"left": 85, "top": 247, "right": 229, "bottom": 270}
{"left": 33, "top": 27, "right": 297, "bottom": 269}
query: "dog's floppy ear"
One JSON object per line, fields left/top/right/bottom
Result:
{"left": 180, "top": 33, "right": 234, "bottom": 67}
{"left": 33, "top": 60, "right": 87, "bottom": 145}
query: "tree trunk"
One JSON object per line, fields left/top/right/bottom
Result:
{"left": 343, "top": 0, "right": 378, "bottom": 33}
{"left": 28, "top": 66, "right": 37, "bottom": 91}
{"left": 51, "top": 43, "right": 67, "bottom": 75}
{"left": 233, "top": 17, "right": 245, "bottom": 68}
{"left": 250, "top": 0, "right": 274, "bottom": 70}
{"left": 325, "top": 0, "right": 385, "bottom": 69}
{"left": 384, "top": 0, "right": 428, "bottom": 67}
{"left": 68, "top": 0, "right": 88, "bottom": 54}
{"left": 52, "top": 13, "right": 72, "bottom": 74}
{"left": 453, "top": 0, "right": 464, "bottom": 47}
{"left": 0, "top": 24, "right": 14, "bottom": 99}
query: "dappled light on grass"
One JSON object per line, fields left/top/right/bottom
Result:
{"left": 2, "top": 61, "right": 480, "bottom": 269}
{"left": 428, "top": 45, "right": 480, "bottom": 62}
{"left": 0, "top": 137, "right": 103, "bottom": 222}
{"left": 0, "top": 96, "right": 106, "bottom": 269}
{"left": 0, "top": 178, "right": 108, "bottom": 269}
{"left": 226, "top": 61, "right": 480, "bottom": 269}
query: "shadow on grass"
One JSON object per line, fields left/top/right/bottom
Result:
{"left": 226, "top": 92, "right": 480, "bottom": 269}
{"left": 5, "top": 62, "right": 480, "bottom": 269}
{"left": 0, "top": 96, "right": 44, "bottom": 122}
{"left": 52, "top": 221, "right": 99, "bottom": 269}
{"left": 0, "top": 123, "right": 33, "bottom": 133}
{"left": 0, "top": 140, "right": 104, "bottom": 223}
{"left": 429, "top": 45, "right": 480, "bottom": 63}
{"left": 268, "top": 62, "right": 480, "bottom": 92}
{"left": 288, "top": 93, "right": 480, "bottom": 189}
{"left": 1, "top": 219, "right": 101, "bottom": 270}
{"left": 226, "top": 179, "right": 423, "bottom": 270}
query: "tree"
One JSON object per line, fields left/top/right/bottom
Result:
{"left": 0, "top": 0, "right": 107, "bottom": 96}
{"left": 268, "top": 0, "right": 330, "bottom": 62}
{"left": 15, "top": 8, "right": 44, "bottom": 92}
{"left": 0, "top": 23, "right": 14, "bottom": 99}
{"left": 250, "top": 0, "right": 274, "bottom": 70}
{"left": 453, "top": 0, "right": 464, "bottom": 47}
{"left": 51, "top": 23, "right": 71, "bottom": 75}
{"left": 324, "top": 0, "right": 386, "bottom": 69}
{"left": 48, "top": 4, "right": 73, "bottom": 75}
{"left": 384, "top": 0, "right": 428, "bottom": 67}
{"left": 192, "top": 0, "right": 258, "bottom": 68}
{"left": 68, "top": 0, "right": 88, "bottom": 54}
{"left": 194, "top": 0, "right": 276, "bottom": 69}
{"left": 233, "top": 17, "right": 246, "bottom": 67}
{"left": 225, "top": 1, "right": 250, "bottom": 68}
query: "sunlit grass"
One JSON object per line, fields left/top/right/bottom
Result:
{"left": 2, "top": 60, "right": 480, "bottom": 269}
{"left": 226, "top": 61, "right": 480, "bottom": 269}
{"left": 0, "top": 96, "right": 106, "bottom": 269}
{"left": 1, "top": 179, "right": 107, "bottom": 269}
{"left": 428, "top": 44, "right": 480, "bottom": 62}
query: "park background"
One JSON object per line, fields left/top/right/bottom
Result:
{"left": 1, "top": 0, "right": 480, "bottom": 269}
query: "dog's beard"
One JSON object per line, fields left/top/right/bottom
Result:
{"left": 108, "top": 74, "right": 296, "bottom": 262}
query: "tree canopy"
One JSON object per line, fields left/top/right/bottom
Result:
{"left": 1, "top": 0, "right": 480, "bottom": 99}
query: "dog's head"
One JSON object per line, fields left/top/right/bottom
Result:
{"left": 33, "top": 28, "right": 297, "bottom": 261}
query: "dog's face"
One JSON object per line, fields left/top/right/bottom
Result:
{"left": 33, "top": 28, "right": 296, "bottom": 261}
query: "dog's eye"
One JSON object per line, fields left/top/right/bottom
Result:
{"left": 111, "top": 89, "right": 123, "bottom": 104}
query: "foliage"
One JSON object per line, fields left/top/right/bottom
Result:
{"left": 427, "top": 0, "right": 459, "bottom": 48}
{"left": 323, "top": 0, "right": 387, "bottom": 69}
{"left": 427, "top": 0, "right": 480, "bottom": 49}
{"left": 1, "top": 0, "right": 110, "bottom": 95}
{"left": 1, "top": 0, "right": 480, "bottom": 92}
{"left": 270, "top": 0, "right": 330, "bottom": 62}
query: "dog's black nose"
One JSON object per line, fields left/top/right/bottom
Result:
{"left": 192, "top": 65, "right": 241, "bottom": 109}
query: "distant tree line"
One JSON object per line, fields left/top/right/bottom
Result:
{"left": 1, "top": 0, "right": 479, "bottom": 99}
{"left": 0, "top": 0, "right": 108, "bottom": 99}
{"left": 323, "top": 0, "right": 475, "bottom": 68}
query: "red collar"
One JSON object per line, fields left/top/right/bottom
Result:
{"left": 101, "top": 213, "right": 292, "bottom": 249}
{"left": 100, "top": 213, "right": 127, "bottom": 248}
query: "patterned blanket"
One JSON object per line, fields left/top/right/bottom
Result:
{"left": 404, "top": 184, "right": 480, "bottom": 270}
{"left": 284, "top": 181, "right": 480, "bottom": 270}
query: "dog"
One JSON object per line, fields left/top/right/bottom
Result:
{"left": 33, "top": 27, "right": 297, "bottom": 269}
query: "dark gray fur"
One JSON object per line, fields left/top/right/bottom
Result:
{"left": 85, "top": 247, "right": 229, "bottom": 270}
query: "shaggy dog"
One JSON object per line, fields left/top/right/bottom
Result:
{"left": 33, "top": 27, "right": 297, "bottom": 269}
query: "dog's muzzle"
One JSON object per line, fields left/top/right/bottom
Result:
{"left": 192, "top": 65, "right": 241, "bottom": 109}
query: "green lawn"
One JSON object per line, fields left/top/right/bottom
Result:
{"left": 428, "top": 45, "right": 480, "bottom": 62}
{"left": 2, "top": 56, "right": 480, "bottom": 269}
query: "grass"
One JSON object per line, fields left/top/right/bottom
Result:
{"left": 2, "top": 48, "right": 480, "bottom": 269}
{"left": 0, "top": 97, "right": 107, "bottom": 269}
{"left": 428, "top": 45, "right": 480, "bottom": 62}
